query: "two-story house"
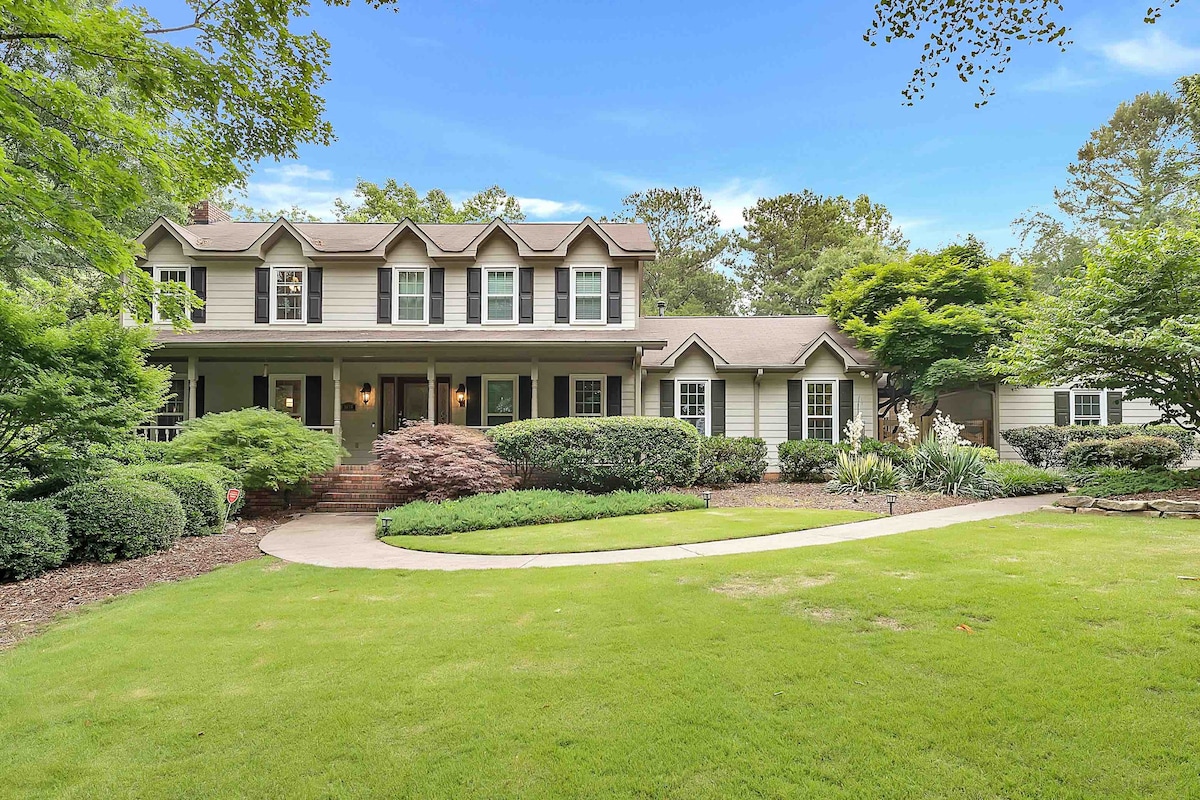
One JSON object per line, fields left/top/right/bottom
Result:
{"left": 132, "top": 204, "right": 883, "bottom": 469}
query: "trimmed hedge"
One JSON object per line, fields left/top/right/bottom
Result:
{"left": 377, "top": 489, "right": 706, "bottom": 536}
{"left": 0, "top": 499, "right": 70, "bottom": 581}
{"left": 54, "top": 478, "right": 184, "bottom": 562}
{"left": 1072, "top": 467, "right": 1200, "bottom": 498}
{"left": 176, "top": 462, "right": 245, "bottom": 515}
{"left": 1064, "top": 436, "right": 1182, "bottom": 471}
{"left": 697, "top": 436, "right": 767, "bottom": 487}
{"left": 118, "top": 464, "right": 227, "bottom": 536}
{"left": 1002, "top": 424, "right": 1196, "bottom": 468}
{"left": 984, "top": 463, "right": 1067, "bottom": 497}
{"left": 778, "top": 439, "right": 837, "bottom": 482}
{"left": 488, "top": 417, "right": 700, "bottom": 491}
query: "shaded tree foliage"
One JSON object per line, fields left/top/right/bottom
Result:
{"left": 334, "top": 180, "right": 524, "bottom": 223}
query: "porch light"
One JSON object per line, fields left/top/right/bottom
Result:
{"left": 886, "top": 493, "right": 897, "bottom": 516}
{"left": 360, "top": 382, "right": 373, "bottom": 407}
{"left": 455, "top": 383, "right": 467, "bottom": 408}
{"left": 702, "top": 490, "right": 711, "bottom": 509}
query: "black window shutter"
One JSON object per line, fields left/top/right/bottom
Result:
{"left": 139, "top": 266, "right": 154, "bottom": 322}
{"left": 305, "top": 376, "right": 322, "bottom": 427}
{"left": 307, "top": 267, "right": 322, "bottom": 323}
{"left": 607, "top": 267, "right": 622, "bottom": 324}
{"left": 195, "top": 375, "right": 205, "bottom": 418}
{"left": 606, "top": 375, "right": 623, "bottom": 417}
{"left": 465, "top": 376, "right": 481, "bottom": 426}
{"left": 838, "top": 379, "right": 854, "bottom": 440}
{"left": 711, "top": 379, "right": 726, "bottom": 436}
{"left": 252, "top": 375, "right": 269, "bottom": 408}
{"left": 467, "top": 268, "right": 482, "bottom": 324}
{"left": 787, "top": 380, "right": 803, "bottom": 440}
{"left": 553, "top": 376, "right": 570, "bottom": 417}
{"left": 518, "top": 376, "right": 533, "bottom": 420}
{"left": 377, "top": 267, "right": 391, "bottom": 324}
{"left": 429, "top": 268, "right": 445, "bottom": 324}
{"left": 519, "top": 267, "right": 534, "bottom": 324}
{"left": 555, "top": 268, "right": 569, "bottom": 323}
{"left": 1106, "top": 391, "right": 1123, "bottom": 424}
{"left": 190, "top": 266, "right": 207, "bottom": 323}
{"left": 254, "top": 268, "right": 270, "bottom": 324}
{"left": 1054, "top": 391, "right": 1070, "bottom": 427}
{"left": 659, "top": 379, "right": 675, "bottom": 418}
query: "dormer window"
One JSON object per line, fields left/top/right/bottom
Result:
{"left": 485, "top": 268, "right": 516, "bottom": 323}
{"left": 572, "top": 268, "right": 605, "bottom": 323}
{"left": 394, "top": 268, "right": 428, "bottom": 324}
{"left": 271, "top": 267, "right": 305, "bottom": 323}
{"left": 153, "top": 266, "right": 189, "bottom": 323}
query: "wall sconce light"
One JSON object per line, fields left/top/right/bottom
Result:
{"left": 455, "top": 383, "right": 467, "bottom": 408}
{"left": 360, "top": 382, "right": 373, "bottom": 407}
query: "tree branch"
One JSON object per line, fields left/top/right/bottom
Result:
{"left": 141, "top": 0, "right": 226, "bottom": 35}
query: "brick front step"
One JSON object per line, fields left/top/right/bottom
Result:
{"left": 314, "top": 501, "right": 395, "bottom": 513}
{"left": 319, "top": 491, "right": 400, "bottom": 502}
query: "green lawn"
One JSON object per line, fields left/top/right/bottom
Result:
{"left": 381, "top": 507, "right": 877, "bottom": 554}
{"left": 3, "top": 512, "right": 1200, "bottom": 798}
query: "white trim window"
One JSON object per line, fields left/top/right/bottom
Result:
{"left": 676, "top": 379, "right": 709, "bottom": 435}
{"left": 804, "top": 380, "right": 838, "bottom": 443}
{"left": 153, "top": 265, "right": 189, "bottom": 323}
{"left": 394, "top": 267, "right": 428, "bottom": 324}
{"left": 271, "top": 267, "right": 306, "bottom": 323}
{"left": 484, "top": 268, "right": 517, "bottom": 323}
{"left": 1071, "top": 389, "right": 1105, "bottom": 426}
{"left": 483, "top": 375, "right": 517, "bottom": 426}
{"left": 270, "top": 374, "right": 305, "bottom": 421}
{"left": 571, "top": 267, "right": 605, "bottom": 324}
{"left": 571, "top": 375, "right": 605, "bottom": 417}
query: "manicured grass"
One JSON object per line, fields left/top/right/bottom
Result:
{"left": 4, "top": 513, "right": 1200, "bottom": 798}
{"left": 382, "top": 507, "right": 877, "bottom": 554}
{"left": 377, "top": 489, "right": 705, "bottom": 537}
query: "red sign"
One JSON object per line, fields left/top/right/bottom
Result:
{"left": 226, "top": 488, "right": 241, "bottom": 505}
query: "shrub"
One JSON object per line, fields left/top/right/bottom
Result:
{"left": 54, "top": 478, "right": 184, "bottom": 562}
{"left": 697, "top": 436, "right": 767, "bottom": 488}
{"left": 904, "top": 440, "right": 994, "bottom": 497}
{"left": 778, "top": 439, "right": 838, "bottom": 482}
{"left": 853, "top": 438, "right": 913, "bottom": 466}
{"left": 176, "top": 462, "right": 245, "bottom": 515}
{"left": 984, "top": 463, "right": 1067, "bottom": 497}
{"left": 1106, "top": 436, "right": 1183, "bottom": 470}
{"left": 1002, "top": 424, "right": 1196, "bottom": 468}
{"left": 1062, "top": 439, "right": 1113, "bottom": 470}
{"left": 827, "top": 452, "right": 900, "bottom": 494}
{"left": 163, "top": 408, "right": 342, "bottom": 492}
{"left": 1072, "top": 467, "right": 1200, "bottom": 498}
{"left": 0, "top": 499, "right": 70, "bottom": 581}
{"left": 488, "top": 417, "right": 700, "bottom": 491}
{"left": 377, "top": 489, "right": 705, "bottom": 537}
{"left": 374, "top": 422, "right": 516, "bottom": 502}
{"left": 118, "top": 464, "right": 226, "bottom": 536}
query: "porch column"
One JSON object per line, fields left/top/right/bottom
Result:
{"left": 332, "top": 357, "right": 343, "bottom": 465}
{"left": 186, "top": 356, "right": 198, "bottom": 421}
{"left": 633, "top": 347, "right": 643, "bottom": 416}
{"left": 530, "top": 359, "right": 539, "bottom": 418}
{"left": 427, "top": 357, "right": 436, "bottom": 421}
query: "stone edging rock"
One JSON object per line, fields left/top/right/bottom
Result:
{"left": 1042, "top": 496, "right": 1200, "bottom": 519}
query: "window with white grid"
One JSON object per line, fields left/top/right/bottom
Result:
{"left": 572, "top": 268, "right": 604, "bottom": 322}
{"left": 573, "top": 377, "right": 603, "bottom": 417}
{"left": 677, "top": 380, "right": 708, "bottom": 435}
{"left": 485, "top": 269, "right": 515, "bottom": 322}
{"left": 1072, "top": 391, "right": 1102, "bottom": 426}
{"left": 395, "top": 269, "right": 427, "bottom": 323}
{"left": 272, "top": 267, "right": 305, "bottom": 323}
{"left": 806, "top": 381, "right": 835, "bottom": 442}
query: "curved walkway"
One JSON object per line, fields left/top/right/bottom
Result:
{"left": 259, "top": 494, "right": 1059, "bottom": 571}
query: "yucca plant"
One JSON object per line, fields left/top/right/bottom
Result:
{"left": 827, "top": 451, "right": 900, "bottom": 494}
{"left": 904, "top": 439, "right": 995, "bottom": 497}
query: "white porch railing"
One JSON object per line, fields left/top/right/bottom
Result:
{"left": 136, "top": 424, "right": 337, "bottom": 440}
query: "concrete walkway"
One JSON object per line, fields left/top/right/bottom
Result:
{"left": 258, "top": 494, "right": 1059, "bottom": 571}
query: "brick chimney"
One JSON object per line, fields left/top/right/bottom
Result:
{"left": 188, "top": 200, "right": 231, "bottom": 225}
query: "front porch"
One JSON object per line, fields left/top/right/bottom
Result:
{"left": 140, "top": 340, "right": 655, "bottom": 463}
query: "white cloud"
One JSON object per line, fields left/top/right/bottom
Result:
{"left": 1101, "top": 30, "right": 1200, "bottom": 74}
{"left": 244, "top": 162, "right": 350, "bottom": 220}
{"left": 515, "top": 197, "right": 590, "bottom": 219}
{"left": 704, "top": 178, "right": 770, "bottom": 230}
{"left": 1020, "top": 64, "right": 1100, "bottom": 93}
{"left": 264, "top": 163, "right": 333, "bottom": 182}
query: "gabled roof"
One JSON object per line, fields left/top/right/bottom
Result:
{"left": 136, "top": 216, "right": 656, "bottom": 260}
{"left": 640, "top": 316, "right": 876, "bottom": 370}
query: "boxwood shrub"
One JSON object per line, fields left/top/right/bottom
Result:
{"left": 1064, "top": 436, "right": 1182, "bottom": 471}
{"left": 377, "top": 489, "right": 705, "bottom": 537}
{"left": 118, "top": 464, "right": 227, "bottom": 536}
{"left": 778, "top": 439, "right": 837, "bottom": 482}
{"left": 176, "top": 462, "right": 245, "bottom": 515}
{"left": 1002, "top": 424, "right": 1196, "bottom": 468}
{"left": 488, "top": 417, "right": 700, "bottom": 491}
{"left": 54, "top": 478, "right": 185, "bottom": 562}
{"left": 697, "top": 436, "right": 767, "bottom": 487}
{"left": 0, "top": 499, "right": 70, "bottom": 581}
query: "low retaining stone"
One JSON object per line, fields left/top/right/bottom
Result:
{"left": 1057, "top": 496, "right": 1096, "bottom": 509}
{"left": 1163, "top": 511, "right": 1200, "bottom": 520}
{"left": 1053, "top": 495, "right": 1200, "bottom": 519}
{"left": 1151, "top": 499, "right": 1200, "bottom": 514}
{"left": 1096, "top": 499, "right": 1150, "bottom": 512}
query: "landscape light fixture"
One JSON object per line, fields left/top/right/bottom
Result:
{"left": 702, "top": 490, "right": 711, "bottom": 508}
{"left": 455, "top": 383, "right": 467, "bottom": 408}
{"left": 381, "top": 517, "right": 391, "bottom": 535}
{"left": 360, "top": 382, "right": 373, "bottom": 407}
{"left": 886, "top": 493, "right": 897, "bottom": 516}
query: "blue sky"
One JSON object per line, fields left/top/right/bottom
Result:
{"left": 151, "top": 0, "right": 1200, "bottom": 250}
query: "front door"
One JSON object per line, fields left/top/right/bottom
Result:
{"left": 379, "top": 376, "right": 449, "bottom": 433}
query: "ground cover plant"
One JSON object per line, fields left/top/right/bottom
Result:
{"left": 382, "top": 508, "right": 876, "bottom": 555}
{"left": 983, "top": 462, "right": 1067, "bottom": 498}
{"left": 2, "top": 513, "right": 1199, "bottom": 797}
{"left": 376, "top": 489, "right": 704, "bottom": 537}
{"left": 1072, "top": 467, "right": 1200, "bottom": 498}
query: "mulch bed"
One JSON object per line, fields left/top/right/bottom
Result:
{"left": 0, "top": 515, "right": 290, "bottom": 649}
{"left": 1115, "top": 489, "right": 1200, "bottom": 502}
{"left": 682, "top": 482, "right": 978, "bottom": 516}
